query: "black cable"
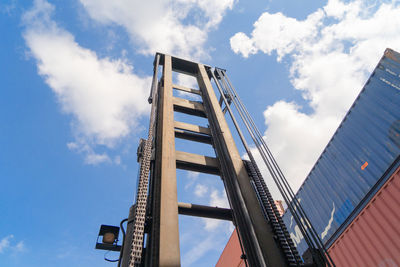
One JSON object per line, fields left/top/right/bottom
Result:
{"left": 117, "top": 218, "right": 128, "bottom": 267}
{"left": 216, "top": 68, "right": 335, "bottom": 266}
{"left": 219, "top": 69, "right": 319, "bottom": 253}
{"left": 221, "top": 70, "right": 326, "bottom": 255}
{"left": 213, "top": 69, "right": 302, "bottom": 265}
{"left": 235, "top": 229, "right": 249, "bottom": 267}
{"left": 221, "top": 69, "right": 335, "bottom": 266}
{"left": 216, "top": 68, "right": 316, "bottom": 254}
{"left": 206, "top": 70, "right": 267, "bottom": 266}
{"left": 210, "top": 71, "right": 300, "bottom": 265}
{"left": 104, "top": 250, "right": 119, "bottom": 262}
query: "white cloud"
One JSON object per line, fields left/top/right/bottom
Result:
{"left": 84, "top": 152, "right": 111, "bottom": 165}
{"left": 261, "top": 102, "right": 340, "bottom": 192}
{"left": 184, "top": 171, "right": 200, "bottom": 190}
{"left": 181, "top": 235, "right": 226, "bottom": 266}
{"left": 203, "top": 188, "right": 230, "bottom": 231}
{"left": 187, "top": 171, "right": 200, "bottom": 179}
{"left": 0, "top": 235, "right": 25, "bottom": 254}
{"left": 67, "top": 142, "right": 111, "bottom": 164}
{"left": 79, "top": 0, "right": 234, "bottom": 58}
{"left": 1, "top": 0, "right": 17, "bottom": 16}
{"left": 175, "top": 73, "right": 202, "bottom": 101}
{"left": 194, "top": 184, "right": 208, "bottom": 197}
{"left": 14, "top": 241, "right": 25, "bottom": 252}
{"left": 181, "top": 184, "right": 234, "bottom": 265}
{"left": 193, "top": 0, "right": 235, "bottom": 29}
{"left": 176, "top": 73, "right": 199, "bottom": 89}
{"left": 231, "top": 10, "right": 324, "bottom": 60}
{"left": 230, "top": 32, "right": 255, "bottom": 58}
{"left": 114, "top": 155, "right": 121, "bottom": 165}
{"left": 231, "top": 0, "right": 400, "bottom": 192}
{"left": 182, "top": 235, "right": 213, "bottom": 266}
{"left": 209, "top": 189, "right": 229, "bottom": 208}
{"left": 0, "top": 235, "right": 12, "bottom": 253}
{"left": 23, "top": 0, "right": 151, "bottom": 164}
{"left": 22, "top": 0, "right": 235, "bottom": 165}
{"left": 181, "top": 219, "right": 233, "bottom": 266}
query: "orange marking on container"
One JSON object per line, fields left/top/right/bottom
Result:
{"left": 361, "top": 162, "right": 368, "bottom": 170}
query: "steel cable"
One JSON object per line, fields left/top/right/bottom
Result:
{"left": 220, "top": 68, "right": 333, "bottom": 266}
{"left": 210, "top": 70, "right": 302, "bottom": 266}
{"left": 215, "top": 68, "right": 335, "bottom": 267}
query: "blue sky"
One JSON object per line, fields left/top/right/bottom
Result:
{"left": 1, "top": 0, "right": 400, "bottom": 266}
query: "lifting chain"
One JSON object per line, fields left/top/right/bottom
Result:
{"left": 128, "top": 57, "right": 160, "bottom": 267}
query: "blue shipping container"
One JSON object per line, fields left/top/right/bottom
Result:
{"left": 283, "top": 48, "right": 400, "bottom": 256}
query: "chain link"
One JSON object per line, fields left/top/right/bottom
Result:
{"left": 128, "top": 63, "right": 160, "bottom": 266}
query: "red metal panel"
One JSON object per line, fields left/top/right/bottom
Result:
{"left": 216, "top": 229, "right": 245, "bottom": 267}
{"left": 328, "top": 166, "right": 400, "bottom": 267}
{"left": 216, "top": 200, "right": 285, "bottom": 267}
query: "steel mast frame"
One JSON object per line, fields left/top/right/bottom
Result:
{"left": 121, "top": 53, "right": 299, "bottom": 267}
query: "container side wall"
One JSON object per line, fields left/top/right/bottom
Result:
{"left": 216, "top": 229, "right": 245, "bottom": 267}
{"left": 328, "top": 166, "right": 400, "bottom": 267}
{"left": 283, "top": 48, "right": 400, "bottom": 255}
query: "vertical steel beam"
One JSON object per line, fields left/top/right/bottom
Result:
{"left": 197, "top": 64, "right": 288, "bottom": 267}
{"left": 156, "top": 55, "right": 180, "bottom": 266}
{"left": 138, "top": 54, "right": 290, "bottom": 266}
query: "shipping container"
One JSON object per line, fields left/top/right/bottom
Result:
{"left": 282, "top": 48, "right": 400, "bottom": 256}
{"left": 328, "top": 165, "right": 400, "bottom": 267}
{"left": 216, "top": 202, "right": 286, "bottom": 267}
{"left": 216, "top": 229, "right": 245, "bottom": 267}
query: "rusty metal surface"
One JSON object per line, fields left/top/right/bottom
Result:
{"left": 328, "top": 166, "right": 400, "bottom": 267}
{"left": 384, "top": 48, "right": 400, "bottom": 63}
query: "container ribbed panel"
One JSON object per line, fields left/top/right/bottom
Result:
{"left": 328, "top": 167, "right": 400, "bottom": 267}
{"left": 283, "top": 48, "right": 400, "bottom": 255}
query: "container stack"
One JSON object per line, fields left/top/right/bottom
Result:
{"left": 282, "top": 48, "right": 400, "bottom": 266}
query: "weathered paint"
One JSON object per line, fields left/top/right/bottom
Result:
{"left": 328, "top": 166, "right": 400, "bottom": 267}
{"left": 216, "top": 229, "right": 246, "bottom": 267}
{"left": 283, "top": 48, "right": 400, "bottom": 255}
{"left": 158, "top": 55, "right": 181, "bottom": 266}
{"left": 200, "top": 63, "right": 289, "bottom": 266}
